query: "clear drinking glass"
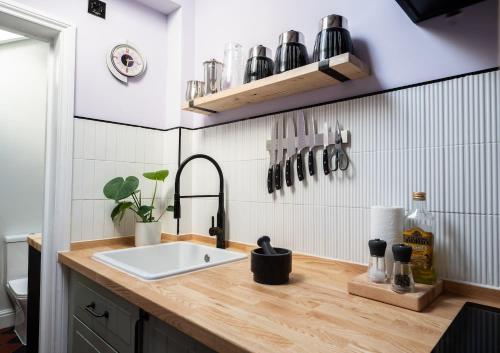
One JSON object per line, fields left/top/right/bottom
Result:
{"left": 221, "top": 42, "right": 243, "bottom": 90}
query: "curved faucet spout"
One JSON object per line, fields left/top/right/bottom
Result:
{"left": 173, "top": 154, "right": 226, "bottom": 249}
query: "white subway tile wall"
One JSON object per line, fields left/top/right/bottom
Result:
{"left": 185, "top": 71, "right": 499, "bottom": 288}
{"left": 71, "top": 120, "right": 181, "bottom": 241}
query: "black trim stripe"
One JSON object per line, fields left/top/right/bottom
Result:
{"left": 74, "top": 66, "right": 498, "bottom": 132}
{"left": 318, "top": 59, "right": 350, "bottom": 82}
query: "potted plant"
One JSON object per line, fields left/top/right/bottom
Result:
{"left": 103, "top": 169, "right": 173, "bottom": 246}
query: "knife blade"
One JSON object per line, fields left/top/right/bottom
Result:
{"left": 305, "top": 116, "right": 323, "bottom": 176}
{"left": 295, "top": 112, "right": 307, "bottom": 181}
{"left": 266, "top": 122, "right": 277, "bottom": 193}
{"left": 285, "top": 117, "right": 296, "bottom": 187}
{"left": 274, "top": 117, "right": 284, "bottom": 190}
{"left": 322, "top": 122, "right": 336, "bottom": 175}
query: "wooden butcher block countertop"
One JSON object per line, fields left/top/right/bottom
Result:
{"left": 58, "top": 235, "right": 500, "bottom": 353}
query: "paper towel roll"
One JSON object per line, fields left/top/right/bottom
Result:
{"left": 370, "top": 206, "right": 404, "bottom": 276}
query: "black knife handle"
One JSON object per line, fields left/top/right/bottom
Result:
{"left": 297, "top": 152, "right": 304, "bottom": 181}
{"left": 323, "top": 148, "right": 330, "bottom": 175}
{"left": 267, "top": 166, "right": 274, "bottom": 193}
{"left": 274, "top": 164, "right": 282, "bottom": 190}
{"left": 285, "top": 159, "right": 292, "bottom": 187}
{"left": 308, "top": 150, "right": 315, "bottom": 176}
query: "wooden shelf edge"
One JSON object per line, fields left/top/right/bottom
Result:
{"left": 182, "top": 52, "right": 370, "bottom": 115}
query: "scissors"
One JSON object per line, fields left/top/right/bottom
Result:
{"left": 331, "top": 120, "right": 349, "bottom": 171}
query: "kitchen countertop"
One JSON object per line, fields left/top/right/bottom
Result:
{"left": 58, "top": 236, "right": 500, "bottom": 353}
{"left": 27, "top": 233, "right": 42, "bottom": 252}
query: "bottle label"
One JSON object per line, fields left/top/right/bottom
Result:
{"left": 403, "top": 227, "right": 436, "bottom": 284}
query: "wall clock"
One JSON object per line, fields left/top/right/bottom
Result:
{"left": 106, "top": 42, "right": 147, "bottom": 84}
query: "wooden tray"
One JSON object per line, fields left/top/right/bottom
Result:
{"left": 347, "top": 273, "right": 443, "bottom": 312}
{"left": 182, "top": 52, "right": 369, "bottom": 114}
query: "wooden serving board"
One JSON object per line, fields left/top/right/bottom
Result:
{"left": 348, "top": 273, "right": 443, "bottom": 312}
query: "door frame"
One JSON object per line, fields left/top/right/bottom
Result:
{"left": 0, "top": 2, "right": 75, "bottom": 353}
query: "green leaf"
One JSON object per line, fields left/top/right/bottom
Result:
{"left": 103, "top": 176, "right": 139, "bottom": 201}
{"left": 137, "top": 205, "right": 154, "bottom": 217}
{"left": 143, "top": 169, "right": 169, "bottom": 182}
{"left": 110, "top": 201, "right": 133, "bottom": 222}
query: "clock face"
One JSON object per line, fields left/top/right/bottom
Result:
{"left": 110, "top": 44, "right": 145, "bottom": 77}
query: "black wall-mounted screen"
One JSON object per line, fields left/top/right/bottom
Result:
{"left": 396, "top": 0, "right": 485, "bottom": 23}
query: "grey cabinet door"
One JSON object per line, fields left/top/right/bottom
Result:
{"left": 72, "top": 316, "right": 118, "bottom": 353}
{"left": 144, "top": 315, "right": 216, "bottom": 353}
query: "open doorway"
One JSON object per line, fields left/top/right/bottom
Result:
{"left": 0, "top": 2, "right": 75, "bottom": 353}
{"left": 0, "top": 27, "right": 49, "bottom": 350}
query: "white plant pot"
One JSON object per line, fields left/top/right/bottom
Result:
{"left": 135, "top": 221, "right": 162, "bottom": 247}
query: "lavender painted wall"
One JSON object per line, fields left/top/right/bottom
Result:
{"left": 14, "top": 0, "right": 174, "bottom": 129}
{"left": 190, "top": 0, "right": 498, "bottom": 128}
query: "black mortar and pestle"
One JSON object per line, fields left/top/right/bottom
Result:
{"left": 251, "top": 236, "right": 292, "bottom": 285}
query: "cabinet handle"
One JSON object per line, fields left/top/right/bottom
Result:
{"left": 135, "top": 309, "right": 149, "bottom": 353}
{"left": 84, "top": 302, "right": 109, "bottom": 319}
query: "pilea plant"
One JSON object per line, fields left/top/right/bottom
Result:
{"left": 103, "top": 169, "right": 173, "bottom": 223}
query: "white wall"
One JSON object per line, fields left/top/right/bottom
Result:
{"left": 0, "top": 38, "right": 48, "bottom": 328}
{"left": 186, "top": 70, "right": 500, "bottom": 289}
{"left": 188, "top": 0, "right": 498, "bottom": 128}
{"left": 14, "top": 0, "right": 174, "bottom": 129}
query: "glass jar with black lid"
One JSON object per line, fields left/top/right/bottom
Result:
{"left": 312, "top": 14, "right": 353, "bottom": 62}
{"left": 244, "top": 45, "right": 274, "bottom": 83}
{"left": 391, "top": 244, "right": 415, "bottom": 293}
{"left": 274, "top": 30, "right": 309, "bottom": 74}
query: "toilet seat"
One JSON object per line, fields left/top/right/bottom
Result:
{"left": 7, "top": 277, "right": 28, "bottom": 299}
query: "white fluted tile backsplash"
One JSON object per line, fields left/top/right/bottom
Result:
{"left": 185, "top": 70, "right": 499, "bottom": 288}
{"left": 71, "top": 71, "right": 499, "bottom": 289}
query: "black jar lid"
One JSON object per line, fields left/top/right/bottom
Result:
{"left": 368, "top": 238, "right": 387, "bottom": 257}
{"left": 392, "top": 244, "right": 412, "bottom": 263}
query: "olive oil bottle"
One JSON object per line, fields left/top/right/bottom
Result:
{"left": 403, "top": 192, "right": 437, "bottom": 284}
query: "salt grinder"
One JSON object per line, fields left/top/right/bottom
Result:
{"left": 368, "top": 238, "right": 387, "bottom": 283}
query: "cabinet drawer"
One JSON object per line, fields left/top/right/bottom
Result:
{"left": 72, "top": 316, "right": 118, "bottom": 353}
{"left": 70, "top": 272, "right": 138, "bottom": 353}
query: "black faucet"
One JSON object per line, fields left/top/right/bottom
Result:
{"left": 173, "top": 154, "right": 226, "bottom": 249}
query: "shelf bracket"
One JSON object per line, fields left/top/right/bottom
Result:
{"left": 189, "top": 100, "right": 218, "bottom": 114}
{"left": 318, "top": 59, "right": 350, "bottom": 82}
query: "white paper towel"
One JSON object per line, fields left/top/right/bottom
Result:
{"left": 370, "top": 206, "right": 404, "bottom": 276}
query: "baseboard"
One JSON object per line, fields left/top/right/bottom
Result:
{"left": 0, "top": 308, "right": 14, "bottom": 329}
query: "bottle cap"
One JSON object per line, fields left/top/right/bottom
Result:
{"left": 368, "top": 238, "right": 387, "bottom": 257}
{"left": 392, "top": 244, "right": 412, "bottom": 263}
{"left": 412, "top": 191, "right": 426, "bottom": 201}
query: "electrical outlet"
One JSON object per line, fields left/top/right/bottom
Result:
{"left": 88, "top": 0, "right": 106, "bottom": 19}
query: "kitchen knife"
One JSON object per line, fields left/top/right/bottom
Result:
{"left": 295, "top": 112, "right": 308, "bottom": 181}
{"left": 305, "top": 116, "right": 324, "bottom": 176}
{"left": 323, "top": 122, "right": 336, "bottom": 175}
{"left": 285, "top": 117, "right": 296, "bottom": 187}
{"left": 266, "top": 122, "right": 277, "bottom": 193}
{"left": 274, "top": 117, "right": 284, "bottom": 190}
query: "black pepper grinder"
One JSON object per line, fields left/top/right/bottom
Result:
{"left": 390, "top": 244, "right": 415, "bottom": 293}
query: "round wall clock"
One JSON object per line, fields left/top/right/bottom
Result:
{"left": 106, "top": 42, "right": 147, "bottom": 84}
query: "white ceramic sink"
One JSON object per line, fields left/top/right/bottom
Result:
{"left": 93, "top": 242, "right": 246, "bottom": 280}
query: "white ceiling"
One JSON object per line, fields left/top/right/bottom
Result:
{"left": 135, "top": 0, "right": 181, "bottom": 14}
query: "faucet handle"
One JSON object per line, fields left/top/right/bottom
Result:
{"left": 211, "top": 216, "right": 214, "bottom": 228}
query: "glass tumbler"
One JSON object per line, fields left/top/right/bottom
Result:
{"left": 203, "top": 59, "right": 223, "bottom": 95}
{"left": 222, "top": 42, "right": 244, "bottom": 90}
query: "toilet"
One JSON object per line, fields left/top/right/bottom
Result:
{"left": 4, "top": 234, "right": 28, "bottom": 345}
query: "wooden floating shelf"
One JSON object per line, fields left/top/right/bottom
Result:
{"left": 347, "top": 273, "right": 443, "bottom": 312}
{"left": 182, "top": 52, "right": 369, "bottom": 115}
